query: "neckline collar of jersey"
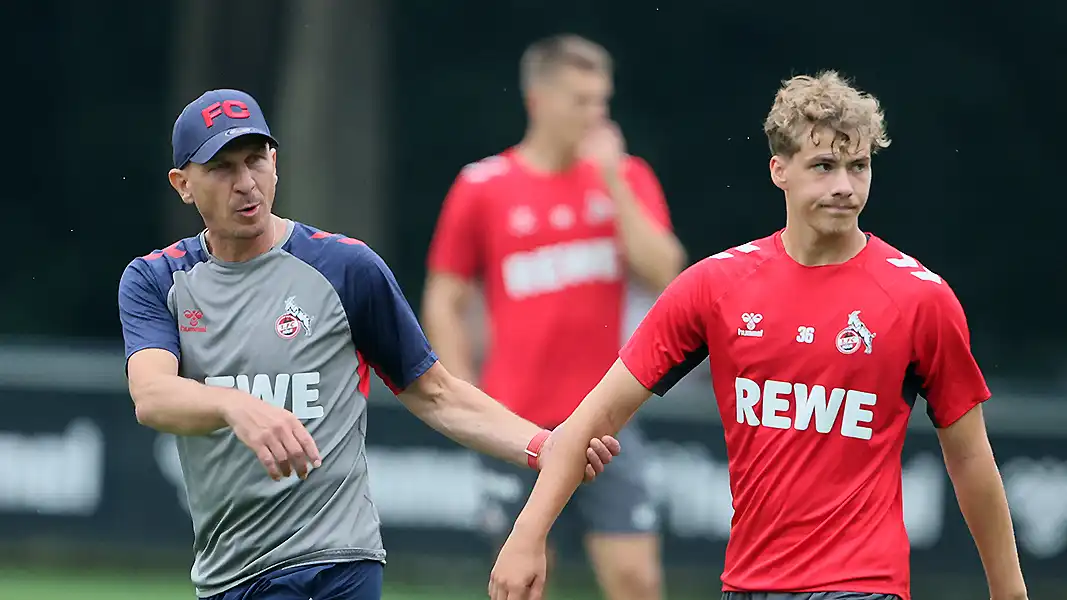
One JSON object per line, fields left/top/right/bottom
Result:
{"left": 198, "top": 218, "right": 295, "bottom": 270}
{"left": 506, "top": 146, "right": 586, "bottom": 179}
{"left": 773, "top": 228, "right": 875, "bottom": 269}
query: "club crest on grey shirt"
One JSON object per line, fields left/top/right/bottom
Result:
{"left": 118, "top": 220, "right": 437, "bottom": 597}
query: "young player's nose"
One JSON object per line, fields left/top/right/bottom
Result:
{"left": 828, "top": 169, "right": 855, "bottom": 199}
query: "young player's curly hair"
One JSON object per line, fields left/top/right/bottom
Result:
{"left": 763, "top": 71, "right": 891, "bottom": 158}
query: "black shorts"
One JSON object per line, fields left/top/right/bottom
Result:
{"left": 721, "top": 589, "right": 896, "bottom": 593}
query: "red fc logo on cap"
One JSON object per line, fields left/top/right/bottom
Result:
{"left": 201, "top": 100, "right": 250, "bottom": 128}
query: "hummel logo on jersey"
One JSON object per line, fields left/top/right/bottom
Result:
{"left": 276, "top": 296, "right": 314, "bottom": 339}
{"left": 738, "top": 312, "right": 764, "bottom": 338}
{"left": 835, "top": 310, "right": 875, "bottom": 355}
{"left": 181, "top": 309, "right": 207, "bottom": 333}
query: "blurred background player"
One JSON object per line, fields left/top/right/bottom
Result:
{"left": 423, "top": 34, "right": 685, "bottom": 600}
{"left": 489, "top": 71, "right": 1028, "bottom": 600}
{"left": 119, "top": 89, "right": 621, "bottom": 600}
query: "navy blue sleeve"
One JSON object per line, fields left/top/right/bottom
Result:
{"left": 344, "top": 244, "right": 438, "bottom": 393}
{"left": 118, "top": 259, "right": 180, "bottom": 364}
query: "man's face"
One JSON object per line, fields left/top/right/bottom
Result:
{"left": 770, "top": 127, "right": 872, "bottom": 236}
{"left": 530, "top": 65, "right": 612, "bottom": 149}
{"left": 169, "top": 137, "right": 277, "bottom": 240}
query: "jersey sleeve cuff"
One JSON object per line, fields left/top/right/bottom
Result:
{"left": 386, "top": 350, "right": 439, "bottom": 395}
{"left": 124, "top": 345, "right": 181, "bottom": 375}
{"left": 618, "top": 351, "right": 659, "bottom": 395}
{"left": 929, "top": 391, "right": 992, "bottom": 429}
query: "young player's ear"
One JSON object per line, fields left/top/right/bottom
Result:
{"left": 168, "top": 168, "right": 196, "bottom": 205}
{"left": 769, "top": 155, "right": 788, "bottom": 191}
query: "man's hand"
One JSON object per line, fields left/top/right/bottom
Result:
{"left": 538, "top": 428, "right": 620, "bottom": 482}
{"left": 581, "top": 121, "right": 626, "bottom": 178}
{"left": 223, "top": 396, "right": 322, "bottom": 481}
{"left": 489, "top": 528, "right": 548, "bottom": 600}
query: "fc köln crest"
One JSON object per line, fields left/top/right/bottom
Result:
{"left": 276, "top": 296, "right": 315, "bottom": 339}
{"left": 835, "top": 310, "right": 875, "bottom": 355}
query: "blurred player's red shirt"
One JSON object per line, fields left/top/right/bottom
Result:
{"left": 619, "top": 232, "right": 990, "bottom": 600}
{"left": 428, "top": 149, "right": 671, "bottom": 428}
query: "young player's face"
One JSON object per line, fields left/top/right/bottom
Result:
{"left": 174, "top": 139, "right": 278, "bottom": 241}
{"left": 772, "top": 127, "right": 872, "bottom": 236}
{"left": 534, "top": 66, "right": 612, "bottom": 149}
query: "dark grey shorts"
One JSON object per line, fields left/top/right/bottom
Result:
{"left": 717, "top": 589, "right": 900, "bottom": 593}
{"left": 478, "top": 425, "right": 658, "bottom": 538}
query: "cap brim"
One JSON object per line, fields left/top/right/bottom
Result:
{"left": 186, "top": 127, "right": 278, "bottom": 165}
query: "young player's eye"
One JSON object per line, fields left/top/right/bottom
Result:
{"left": 850, "top": 163, "right": 869, "bottom": 172}
{"left": 812, "top": 163, "right": 832, "bottom": 172}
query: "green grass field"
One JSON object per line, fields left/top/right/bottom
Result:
{"left": 0, "top": 568, "right": 600, "bottom": 600}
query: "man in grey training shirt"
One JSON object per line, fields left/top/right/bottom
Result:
{"left": 118, "top": 89, "right": 620, "bottom": 600}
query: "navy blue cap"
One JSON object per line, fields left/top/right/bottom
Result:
{"left": 172, "top": 89, "right": 278, "bottom": 168}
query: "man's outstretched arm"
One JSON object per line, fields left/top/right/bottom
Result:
{"left": 343, "top": 240, "right": 617, "bottom": 478}
{"left": 397, "top": 361, "right": 617, "bottom": 478}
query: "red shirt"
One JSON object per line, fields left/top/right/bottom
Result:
{"left": 428, "top": 149, "right": 672, "bottom": 427}
{"left": 619, "top": 231, "right": 990, "bottom": 600}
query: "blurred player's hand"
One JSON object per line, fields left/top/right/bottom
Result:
{"left": 489, "top": 531, "right": 547, "bottom": 600}
{"left": 538, "top": 428, "right": 621, "bottom": 482}
{"left": 580, "top": 121, "right": 626, "bottom": 178}
{"left": 223, "top": 396, "right": 323, "bottom": 481}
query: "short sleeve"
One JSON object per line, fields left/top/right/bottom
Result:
{"left": 912, "top": 284, "right": 991, "bottom": 428}
{"left": 619, "top": 260, "right": 711, "bottom": 396}
{"left": 118, "top": 260, "right": 180, "bottom": 365}
{"left": 346, "top": 244, "right": 438, "bottom": 394}
{"left": 427, "top": 168, "right": 485, "bottom": 279}
{"left": 624, "top": 156, "right": 672, "bottom": 232}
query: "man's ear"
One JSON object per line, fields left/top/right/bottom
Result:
{"left": 168, "top": 168, "right": 196, "bottom": 205}
{"left": 769, "top": 155, "right": 789, "bottom": 191}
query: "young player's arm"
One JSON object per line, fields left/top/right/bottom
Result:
{"left": 422, "top": 170, "right": 484, "bottom": 382}
{"left": 120, "top": 261, "right": 320, "bottom": 480}
{"left": 915, "top": 284, "right": 1028, "bottom": 600}
{"left": 489, "top": 260, "right": 711, "bottom": 599}
{"left": 350, "top": 244, "right": 615, "bottom": 475}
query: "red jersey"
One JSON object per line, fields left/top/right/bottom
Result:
{"left": 619, "top": 231, "right": 989, "bottom": 599}
{"left": 428, "top": 149, "right": 672, "bottom": 427}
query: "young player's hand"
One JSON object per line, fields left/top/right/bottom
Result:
{"left": 223, "top": 396, "right": 323, "bottom": 481}
{"left": 488, "top": 531, "right": 547, "bottom": 600}
{"left": 537, "top": 426, "right": 621, "bottom": 482}
{"left": 580, "top": 121, "right": 626, "bottom": 178}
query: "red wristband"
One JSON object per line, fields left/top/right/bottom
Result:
{"left": 525, "top": 430, "right": 552, "bottom": 470}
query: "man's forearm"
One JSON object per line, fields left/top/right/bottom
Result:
{"left": 604, "top": 173, "right": 684, "bottom": 291}
{"left": 131, "top": 375, "right": 239, "bottom": 435}
{"left": 410, "top": 376, "right": 542, "bottom": 466}
{"left": 948, "top": 454, "right": 1027, "bottom": 598}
